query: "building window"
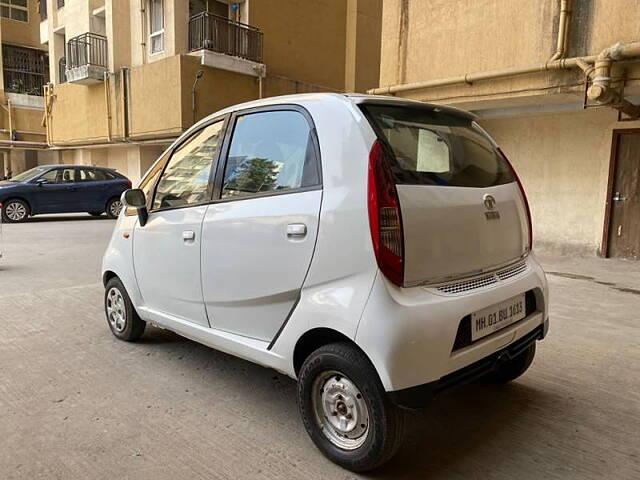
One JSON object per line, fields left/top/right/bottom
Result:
{"left": 2, "top": 44, "right": 49, "bottom": 95}
{"left": 1, "top": 0, "right": 29, "bottom": 22}
{"left": 148, "top": 0, "right": 164, "bottom": 54}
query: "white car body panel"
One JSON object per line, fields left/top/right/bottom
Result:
{"left": 356, "top": 254, "right": 548, "bottom": 391}
{"left": 398, "top": 182, "right": 529, "bottom": 285}
{"left": 201, "top": 189, "right": 322, "bottom": 341}
{"left": 102, "top": 93, "right": 549, "bottom": 397}
{"left": 133, "top": 205, "right": 210, "bottom": 327}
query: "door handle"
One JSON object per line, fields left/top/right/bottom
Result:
{"left": 613, "top": 192, "right": 627, "bottom": 202}
{"left": 287, "top": 223, "right": 307, "bottom": 237}
{"left": 183, "top": 230, "right": 196, "bottom": 242}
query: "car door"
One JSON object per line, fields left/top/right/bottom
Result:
{"left": 132, "top": 119, "right": 226, "bottom": 327}
{"left": 75, "top": 168, "right": 110, "bottom": 212}
{"left": 32, "top": 167, "right": 83, "bottom": 213}
{"left": 201, "top": 106, "right": 322, "bottom": 342}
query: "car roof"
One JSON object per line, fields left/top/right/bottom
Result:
{"left": 189, "top": 92, "right": 476, "bottom": 133}
{"left": 38, "top": 165, "right": 116, "bottom": 170}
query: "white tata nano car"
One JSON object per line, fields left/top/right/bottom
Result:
{"left": 102, "top": 93, "right": 549, "bottom": 472}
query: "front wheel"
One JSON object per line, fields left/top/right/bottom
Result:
{"left": 297, "top": 342, "right": 405, "bottom": 472}
{"left": 1, "top": 199, "right": 30, "bottom": 223}
{"left": 106, "top": 198, "right": 123, "bottom": 219}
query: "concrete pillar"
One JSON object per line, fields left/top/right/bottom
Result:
{"left": 37, "top": 149, "right": 62, "bottom": 165}
{"left": 344, "top": 0, "right": 383, "bottom": 93}
{"left": 9, "top": 150, "right": 26, "bottom": 176}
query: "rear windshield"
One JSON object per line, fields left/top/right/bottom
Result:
{"left": 362, "top": 104, "right": 515, "bottom": 187}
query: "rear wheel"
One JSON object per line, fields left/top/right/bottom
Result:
{"left": 486, "top": 343, "right": 536, "bottom": 383}
{"left": 1, "top": 199, "right": 29, "bottom": 223}
{"left": 297, "top": 342, "right": 405, "bottom": 472}
{"left": 104, "top": 277, "right": 146, "bottom": 341}
{"left": 106, "top": 197, "right": 123, "bottom": 219}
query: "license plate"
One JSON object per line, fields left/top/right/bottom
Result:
{"left": 471, "top": 294, "right": 526, "bottom": 341}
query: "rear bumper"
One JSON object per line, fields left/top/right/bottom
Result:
{"left": 355, "top": 254, "right": 549, "bottom": 392}
{"left": 387, "top": 322, "right": 547, "bottom": 409}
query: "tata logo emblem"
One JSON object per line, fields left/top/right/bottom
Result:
{"left": 483, "top": 194, "right": 500, "bottom": 220}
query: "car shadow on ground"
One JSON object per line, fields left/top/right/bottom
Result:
{"left": 136, "top": 326, "right": 559, "bottom": 478}
{"left": 25, "top": 215, "right": 113, "bottom": 223}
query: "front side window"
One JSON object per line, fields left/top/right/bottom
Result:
{"left": 149, "top": 0, "right": 164, "bottom": 54}
{"left": 362, "top": 104, "right": 515, "bottom": 188}
{"left": 40, "top": 168, "right": 76, "bottom": 184}
{"left": 221, "top": 110, "right": 319, "bottom": 199}
{"left": 153, "top": 121, "right": 224, "bottom": 210}
{"left": 1, "top": 0, "right": 28, "bottom": 22}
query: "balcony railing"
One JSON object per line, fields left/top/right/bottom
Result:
{"left": 188, "top": 13, "right": 263, "bottom": 63}
{"left": 67, "top": 33, "right": 108, "bottom": 70}
{"left": 2, "top": 45, "right": 49, "bottom": 96}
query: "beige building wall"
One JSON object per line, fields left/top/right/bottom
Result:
{"left": 377, "top": 0, "right": 640, "bottom": 104}
{"left": 482, "top": 110, "right": 640, "bottom": 254}
{"left": 0, "top": 0, "right": 42, "bottom": 49}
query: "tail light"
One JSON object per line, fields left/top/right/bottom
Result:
{"left": 127, "top": 180, "right": 132, "bottom": 188}
{"left": 368, "top": 140, "right": 404, "bottom": 286}
{"left": 499, "top": 148, "right": 533, "bottom": 252}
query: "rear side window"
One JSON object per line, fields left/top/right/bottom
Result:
{"left": 221, "top": 110, "right": 319, "bottom": 199}
{"left": 362, "top": 104, "right": 514, "bottom": 188}
{"left": 78, "top": 168, "right": 109, "bottom": 182}
{"left": 153, "top": 120, "right": 224, "bottom": 210}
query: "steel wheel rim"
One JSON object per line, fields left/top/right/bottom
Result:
{"left": 312, "top": 370, "right": 370, "bottom": 450}
{"left": 5, "top": 202, "right": 26, "bottom": 221}
{"left": 109, "top": 200, "right": 122, "bottom": 217}
{"left": 106, "top": 287, "right": 127, "bottom": 332}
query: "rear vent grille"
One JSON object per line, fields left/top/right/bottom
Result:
{"left": 432, "top": 260, "right": 528, "bottom": 296}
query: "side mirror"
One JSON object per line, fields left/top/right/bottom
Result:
{"left": 121, "top": 189, "right": 148, "bottom": 226}
{"left": 36, "top": 178, "right": 48, "bottom": 186}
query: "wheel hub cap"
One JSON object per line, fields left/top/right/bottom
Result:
{"left": 312, "top": 371, "right": 369, "bottom": 450}
{"left": 110, "top": 201, "right": 123, "bottom": 217}
{"left": 106, "top": 287, "right": 127, "bottom": 332}
{"left": 6, "top": 202, "right": 26, "bottom": 221}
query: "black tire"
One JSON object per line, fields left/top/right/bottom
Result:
{"left": 104, "top": 277, "right": 146, "bottom": 341}
{"left": 105, "top": 197, "right": 123, "bottom": 219}
{"left": 89, "top": 212, "right": 103, "bottom": 217}
{"left": 297, "top": 342, "right": 405, "bottom": 472}
{"left": 486, "top": 342, "right": 536, "bottom": 383}
{"left": 1, "top": 198, "right": 30, "bottom": 223}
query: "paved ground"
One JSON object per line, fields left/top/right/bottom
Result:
{"left": 0, "top": 215, "right": 639, "bottom": 479}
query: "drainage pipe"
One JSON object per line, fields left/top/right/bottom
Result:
{"left": 549, "top": 0, "right": 572, "bottom": 62}
{"left": 192, "top": 70, "right": 204, "bottom": 124}
{"left": 368, "top": 41, "right": 640, "bottom": 97}
{"left": 104, "top": 71, "right": 112, "bottom": 142}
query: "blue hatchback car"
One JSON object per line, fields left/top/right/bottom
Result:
{"left": 0, "top": 165, "right": 131, "bottom": 222}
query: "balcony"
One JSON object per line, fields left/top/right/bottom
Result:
{"left": 188, "top": 13, "right": 265, "bottom": 77}
{"left": 2, "top": 45, "right": 49, "bottom": 96}
{"left": 66, "top": 33, "right": 108, "bottom": 85}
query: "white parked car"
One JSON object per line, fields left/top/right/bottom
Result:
{"left": 102, "top": 93, "right": 549, "bottom": 472}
